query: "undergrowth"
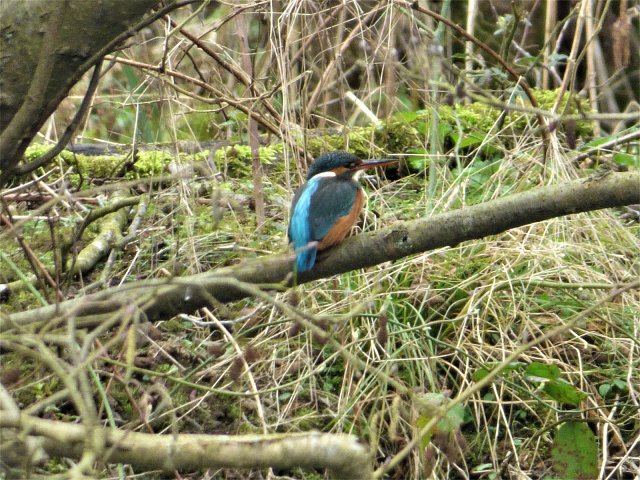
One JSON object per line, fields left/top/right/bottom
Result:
{"left": 2, "top": 126, "right": 638, "bottom": 479}
{"left": 1, "top": 1, "right": 639, "bottom": 479}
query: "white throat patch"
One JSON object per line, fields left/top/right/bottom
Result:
{"left": 314, "top": 171, "right": 336, "bottom": 178}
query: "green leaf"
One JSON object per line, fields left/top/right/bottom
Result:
{"left": 548, "top": 53, "right": 569, "bottom": 68}
{"left": 613, "top": 152, "right": 638, "bottom": 167}
{"left": 394, "top": 111, "right": 418, "bottom": 122}
{"left": 600, "top": 378, "right": 628, "bottom": 398}
{"left": 598, "top": 383, "right": 612, "bottom": 398}
{"left": 525, "top": 362, "right": 561, "bottom": 380}
{"left": 472, "top": 367, "right": 490, "bottom": 382}
{"left": 471, "top": 463, "right": 494, "bottom": 473}
{"left": 438, "top": 123, "right": 453, "bottom": 142}
{"left": 612, "top": 379, "right": 627, "bottom": 391}
{"left": 415, "top": 415, "right": 432, "bottom": 449}
{"left": 415, "top": 121, "right": 429, "bottom": 136}
{"left": 543, "top": 380, "right": 588, "bottom": 406}
{"left": 406, "top": 149, "right": 428, "bottom": 170}
{"left": 552, "top": 422, "right": 598, "bottom": 479}
{"left": 514, "top": 55, "right": 536, "bottom": 66}
{"left": 449, "top": 131, "right": 485, "bottom": 148}
{"left": 414, "top": 394, "right": 466, "bottom": 449}
{"left": 278, "top": 391, "right": 292, "bottom": 401}
{"left": 437, "top": 404, "right": 465, "bottom": 432}
{"left": 483, "top": 392, "right": 496, "bottom": 402}
{"left": 473, "top": 362, "right": 525, "bottom": 382}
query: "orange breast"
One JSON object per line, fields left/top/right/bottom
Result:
{"left": 317, "top": 188, "right": 364, "bottom": 251}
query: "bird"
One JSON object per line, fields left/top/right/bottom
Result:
{"left": 288, "top": 151, "right": 397, "bottom": 272}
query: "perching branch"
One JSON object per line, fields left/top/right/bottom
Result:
{"left": 2, "top": 171, "right": 638, "bottom": 331}
{"left": 0, "top": 412, "right": 371, "bottom": 479}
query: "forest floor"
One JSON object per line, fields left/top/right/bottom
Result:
{"left": 1, "top": 115, "right": 639, "bottom": 479}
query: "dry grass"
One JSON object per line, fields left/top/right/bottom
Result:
{"left": 2, "top": 1, "right": 639, "bottom": 479}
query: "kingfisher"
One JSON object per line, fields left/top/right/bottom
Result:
{"left": 288, "top": 151, "right": 397, "bottom": 272}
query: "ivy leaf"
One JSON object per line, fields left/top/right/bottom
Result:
{"left": 472, "top": 361, "right": 525, "bottom": 382}
{"left": 543, "top": 380, "right": 588, "bottom": 406}
{"left": 525, "top": 362, "right": 561, "bottom": 380}
{"left": 552, "top": 422, "right": 598, "bottom": 479}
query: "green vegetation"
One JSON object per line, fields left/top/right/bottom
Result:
{"left": 2, "top": 2, "right": 638, "bottom": 479}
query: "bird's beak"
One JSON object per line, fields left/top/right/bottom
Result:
{"left": 353, "top": 158, "right": 399, "bottom": 170}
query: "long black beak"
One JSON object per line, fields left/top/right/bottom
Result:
{"left": 353, "top": 158, "right": 399, "bottom": 170}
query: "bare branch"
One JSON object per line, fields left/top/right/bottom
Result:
{"left": 2, "top": 172, "right": 638, "bottom": 331}
{"left": 0, "top": 413, "right": 371, "bottom": 479}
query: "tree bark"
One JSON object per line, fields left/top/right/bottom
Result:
{"left": 2, "top": 171, "right": 638, "bottom": 331}
{"left": 0, "top": 0, "right": 172, "bottom": 178}
{"left": 0, "top": 412, "right": 371, "bottom": 479}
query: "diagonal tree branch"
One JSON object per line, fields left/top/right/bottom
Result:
{"left": 2, "top": 171, "right": 638, "bottom": 331}
{"left": 0, "top": 0, "right": 69, "bottom": 170}
{"left": 0, "top": 0, "right": 194, "bottom": 183}
{"left": 12, "top": 59, "right": 105, "bottom": 177}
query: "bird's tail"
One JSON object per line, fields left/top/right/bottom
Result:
{"left": 295, "top": 242, "right": 318, "bottom": 272}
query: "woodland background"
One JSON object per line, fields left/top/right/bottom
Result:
{"left": 0, "top": 1, "right": 639, "bottom": 479}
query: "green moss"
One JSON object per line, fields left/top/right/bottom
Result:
{"left": 160, "top": 318, "right": 186, "bottom": 333}
{"left": 289, "top": 468, "right": 325, "bottom": 480}
{"left": 293, "top": 407, "right": 326, "bottom": 430}
{"left": 65, "top": 151, "right": 129, "bottom": 177}
{"left": 438, "top": 103, "right": 498, "bottom": 133}
{"left": 23, "top": 143, "right": 52, "bottom": 160}
{"left": 305, "top": 125, "right": 400, "bottom": 159}
{"left": 213, "top": 144, "right": 283, "bottom": 177}
{"left": 396, "top": 88, "right": 593, "bottom": 157}
{"left": 110, "top": 386, "right": 134, "bottom": 418}
{"left": 24, "top": 144, "right": 128, "bottom": 182}
{"left": 21, "top": 89, "right": 593, "bottom": 184}
{"left": 375, "top": 121, "right": 421, "bottom": 153}
{"left": 127, "top": 150, "right": 174, "bottom": 178}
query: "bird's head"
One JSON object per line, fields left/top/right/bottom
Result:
{"left": 306, "top": 151, "right": 397, "bottom": 180}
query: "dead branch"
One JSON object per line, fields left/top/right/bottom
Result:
{"left": 0, "top": 411, "right": 371, "bottom": 479}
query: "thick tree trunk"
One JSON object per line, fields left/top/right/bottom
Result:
{"left": 0, "top": 0, "right": 168, "bottom": 177}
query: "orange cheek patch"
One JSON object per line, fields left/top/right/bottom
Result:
{"left": 317, "top": 189, "right": 364, "bottom": 250}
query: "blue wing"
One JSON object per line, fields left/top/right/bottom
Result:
{"left": 308, "top": 178, "right": 356, "bottom": 239}
{"left": 289, "top": 175, "right": 357, "bottom": 272}
{"left": 289, "top": 177, "right": 320, "bottom": 272}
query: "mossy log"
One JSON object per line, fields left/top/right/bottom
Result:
{"left": 20, "top": 89, "right": 593, "bottom": 181}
